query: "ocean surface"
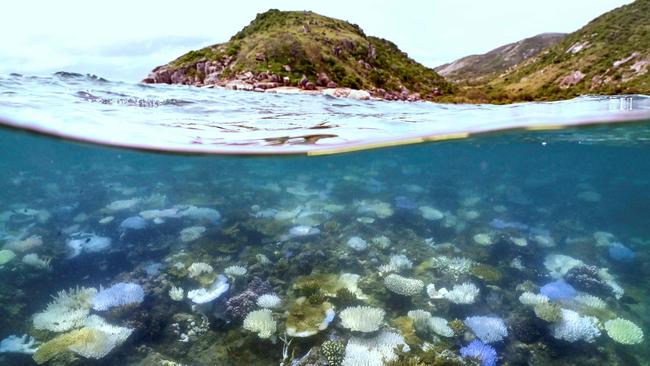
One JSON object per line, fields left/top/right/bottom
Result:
{"left": 1, "top": 73, "right": 650, "bottom": 366}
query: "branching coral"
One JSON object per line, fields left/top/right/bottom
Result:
{"left": 550, "top": 309, "right": 601, "bottom": 343}
{"left": 243, "top": 309, "right": 277, "bottom": 339}
{"left": 464, "top": 316, "right": 508, "bottom": 343}
{"left": 33, "top": 287, "right": 98, "bottom": 332}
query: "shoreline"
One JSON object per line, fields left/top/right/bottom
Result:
{"left": 199, "top": 84, "right": 380, "bottom": 101}
{"left": 142, "top": 67, "right": 426, "bottom": 102}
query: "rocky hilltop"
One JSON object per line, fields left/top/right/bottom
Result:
{"left": 435, "top": 33, "right": 566, "bottom": 85}
{"left": 143, "top": 9, "right": 454, "bottom": 101}
{"left": 482, "top": 0, "right": 650, "bottom": 102}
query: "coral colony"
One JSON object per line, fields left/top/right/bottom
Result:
{"left": 0, "top": 146, "right": 647, "bottom": 366}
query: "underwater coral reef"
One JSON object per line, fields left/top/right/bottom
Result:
{"left": 0, "top": 129, "right": 649, "bottom": 366}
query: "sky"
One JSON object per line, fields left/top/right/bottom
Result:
{"left": 0, "top": 0, "right": 633, "bottom": 82}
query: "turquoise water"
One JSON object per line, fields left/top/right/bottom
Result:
{"left": 1, "top": 74, "right": 650, "bottom": 366}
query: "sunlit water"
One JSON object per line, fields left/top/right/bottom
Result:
{"left": 1, "top": 73, "right": 650, "bottom": 366}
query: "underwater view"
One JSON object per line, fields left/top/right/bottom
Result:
{"left": 1, "top": 120, "right": 650, "bottom": 366}
{"left": 3, "top": 0, "right": 650, "bottom": 363}
{"left": 1, "top": 75, "right": 650, "bottom": 366}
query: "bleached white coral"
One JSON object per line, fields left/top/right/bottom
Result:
{"left": 384, "top": 274, "right": 424, "bottom": 296}
{"left": 574, "top": 293, "right": 606, "bottom": 309}
{"left": 0, "top": 249, "right": 16, "bottom": 265}
{"left": 430, "top": 256, "right": 474, "bottom": 279}
{"left": 604, "top": 318, "right": 644, "bottom": 345}
{"left": 519, "top": 292, "right": 549, "bottom": 306}
{"left": 243, "top": 309, "right": 276, "bottom": 339}
{"left": 551, "top": 309, "right": 601, "bottom": 343}
{"left": 443, "top": 282, "right": 479, "bottom": 304}
{"left": 419, "top": 206, "right": 444, "bottom": 220}
{"left": 70, "top": 315, "right": 133, "bottom": 359}
{"left": 426, "top": 283, "right": 448, "bottom": 299}
{"left": 224, "top": 265, "right": 247, "bottom": 277}
{"left": 371, "top": 235, "right": 391, "bottom": 249}
{"left": 340, "top": 306, "right": 385, "bottom": 333}
{"left": 347, "top": 236, "right": 368, "bottom": 252}
{"left": 187, "top": 274, "right": 230, "bottom": 304}
{"left": 104, "top": 198, "right": 141, "bottom": 212}
{"left": 342, "top": 331, "right": 409, "bottom": 366}
{"left": 256, "top": 294, "right": 282, "bottom": 309}
{"left": 407, "top": 309, "right": 431, "bottom": 330}
{"left": 178, "top": 206, "right": 221, "bottom": 223}
{"left": 180, "top": 226, "right": 206, "bottom": 242}
{"left": 473, "top": 233, "right": 494, "bottom": 246}
{"left": 544, "top": 254, "right": 583, "bottom": 279}
{"left": 66, "top": 233, "right": 111, "bottom": 258}
{"left": 33, "top": 287, "right": 98, "bottom": 332}
{"left": 378, "top": 254, "right": 413, "bottom": 274}
{"left": 92, "top": 283, "right": 144, "bottom": 311}
{"left": 597, "top": 268, "right": 624, "bottom": 299}
{"left": 355, "top": 200, "right": 393, "bottom": 219}
{"left": 533, "top": 234, "right": 556, "bottom": 248}
{"left": 0, "top": 334, "right": 38, "bottom": 354}
{"left": 594, "top": 231, "right": 615, "bottom": 247}
{"left": 168, "top": 286, "right": 184, "bottom": 301}
{"left": 3, "top": 235, "right": 43, "bottom": 253}
{"left": 464, "top": 316, "right": 508, "bottom": 343}
{"left": 21, "top": 253, "right": 51, "bottom": 270}
{"left": 337, "top": 273, "right": 367, "bottom": 299}
{"left": 428, "top": 317, "right": 454, "bottom": 337}
{"left": 187, "top": 262, "right": 213, "bottom": 278}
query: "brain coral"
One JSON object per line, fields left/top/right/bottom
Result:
{"left": 384, "top": 274, "right": 424, "bottom": 296}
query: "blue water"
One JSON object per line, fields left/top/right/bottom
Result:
{"left": 1, "top": 73, "right": 650, "bottom": 366}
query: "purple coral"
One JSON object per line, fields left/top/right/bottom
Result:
{"left": 539, "top": 280, "right": 577, "bottom": 300}
{"left": 564, "top": 265, "right": 612, "bottom": 298}
{"left": 460, "top": 340, "right": 498, "bottom": 366}
{"left": 225, "top": 290, "right": 257, "bottom": 320}
{"left": 224, "top": 277, "right": 272, "bottom": 320}
{"left": 247, "top": 276, "right": 273, "bottom": 294}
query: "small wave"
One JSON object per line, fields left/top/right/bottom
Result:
{"left": 54, "top": 71, "right": 108, "bottom": 82}
{"left": 74, "top": 90, "right": 192, "bottom": 107}
{"left": 1, "top": 74, "right": 650, "bottom": 155}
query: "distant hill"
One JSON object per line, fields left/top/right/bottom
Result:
{"left": 484, "top": 0, "right": 650, "bottom": 102}
{"left": 143, "top": 9, "right": 454, "bottom": 100}
{"left": 435, "top": 33, "right": 566, "bottom": 85}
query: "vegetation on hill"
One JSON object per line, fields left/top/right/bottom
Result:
{"left": 146, "top": 3, "right": 650, "bottom": 104}
{"left": 435, "top": 33, "right": 566, "bottom": 85}
{"left": 147, "top": 9, "right": 454, "bottom": 100}
{"left": 466, "top": 0, "right": 650, "bottom": 103}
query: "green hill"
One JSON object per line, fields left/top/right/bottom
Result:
{"left": 144, "top": 9, "right": 454, "bottom": 100}
{"left": 482, "top": 0, "right": 650, "bottom": 102}
{"left": 435, "top": 33, "right": 566, "bottom": 85}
